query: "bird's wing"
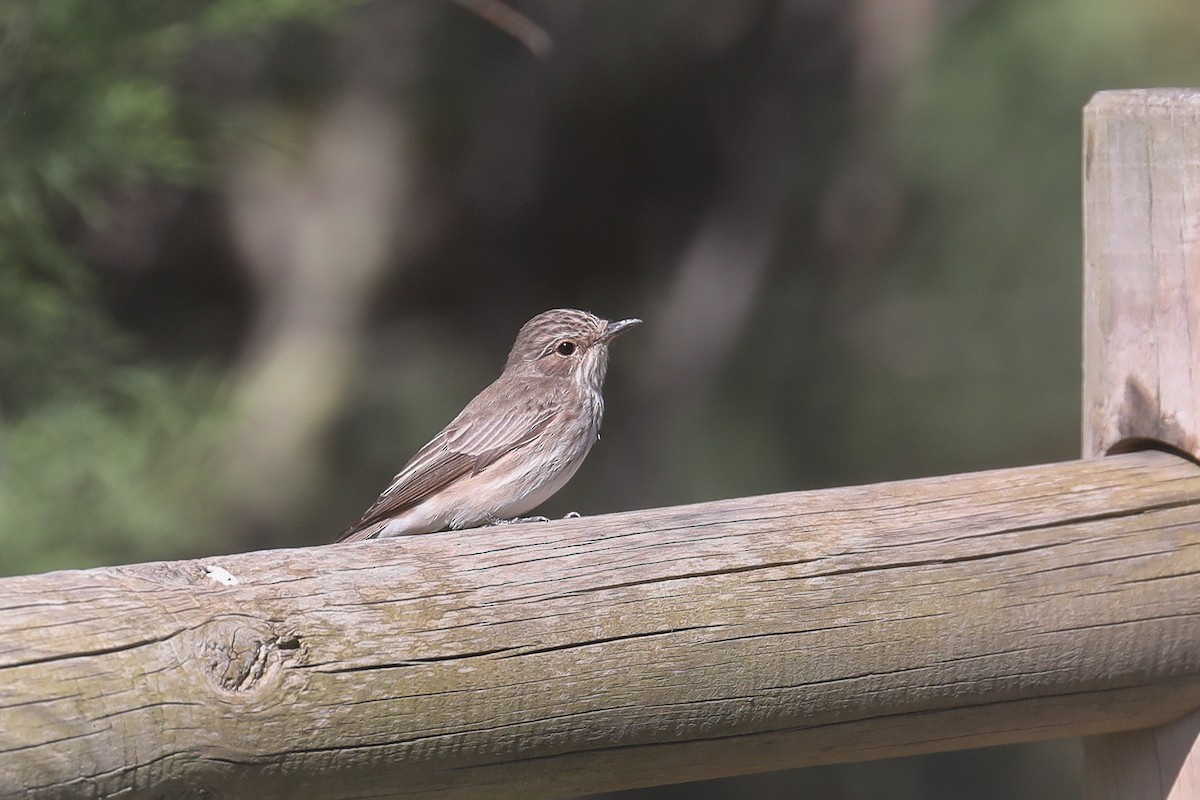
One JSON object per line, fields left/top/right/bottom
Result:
{"left": 335, "top": 386, "right": 559, "bottom": 542}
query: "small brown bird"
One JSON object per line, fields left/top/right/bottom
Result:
{"left": 335, "top": 309, "right": 640, "bottom": 542}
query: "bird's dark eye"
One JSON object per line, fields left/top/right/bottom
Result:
{"left": 555, "top": 340, "right": 577, "bottom": 356}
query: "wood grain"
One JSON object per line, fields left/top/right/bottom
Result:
{"left": 1083, "top": 89, "right": 1200, "bottom": 461}
{"left": 2, "top": 451, "right": 1199, "bottom": 799}
{"left": 1082, "top": 88, "right": 1200, "bottom": 800}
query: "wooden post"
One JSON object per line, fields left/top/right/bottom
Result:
{"left": 1082, "top": 89, "right": 1200, "bottom": 800}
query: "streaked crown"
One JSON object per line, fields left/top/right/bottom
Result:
{"left": 507, "top": 309, "right": 604, "bottom": 365}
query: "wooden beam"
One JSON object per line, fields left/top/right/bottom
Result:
{"left": 1082, "top": 89, "right": 1200, "bottom": 800}
{"left": 3, "top": 451, "right": 1199, "bottom": 799}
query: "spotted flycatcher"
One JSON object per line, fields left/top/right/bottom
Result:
{"left": 335, "top": 309, "right": 640, "bottom": 542}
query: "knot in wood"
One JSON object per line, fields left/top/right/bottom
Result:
{"left": 193, "top": 618, "right": 299, "bottom": 696}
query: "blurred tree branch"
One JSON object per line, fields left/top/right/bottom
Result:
{"left": 451, "top": 0, "right": 553, "bottom": 58}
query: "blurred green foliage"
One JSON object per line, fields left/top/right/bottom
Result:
{"left": 0, "top": 0, "right": 363, "bottom": 570}
{"left": 0, "top": 368, "right": 226, "bottom": 573}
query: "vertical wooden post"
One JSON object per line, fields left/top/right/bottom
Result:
{"left": 1082, "top": 89, "right": 1200, "bottom": 800}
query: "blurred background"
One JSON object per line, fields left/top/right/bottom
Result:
{"left": 3, "top": 0, "right": 1198, "bottom": 797}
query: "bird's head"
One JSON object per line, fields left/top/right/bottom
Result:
{"left": 505, "top": 308, "right": 640, "bottom": 390}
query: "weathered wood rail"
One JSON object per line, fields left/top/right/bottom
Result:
{"left": 2, "top": 451, "right": 1199, "bottom": 799}
{"left": 3, "top": 90, "right": 1200, "bottom": 799}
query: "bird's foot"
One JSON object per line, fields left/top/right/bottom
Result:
{"left": 483, "top": 512, "right": 581, "bottom": 527}
{"left": 485, "top": 514, "right": 550, "bottom": 527}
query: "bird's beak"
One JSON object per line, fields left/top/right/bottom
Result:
{"left": 601, "top": 318, "right": 642, "bottom": 342}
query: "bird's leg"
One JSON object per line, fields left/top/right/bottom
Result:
{"left": 562, "top": 511, "right": 581, "bottom": 519}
